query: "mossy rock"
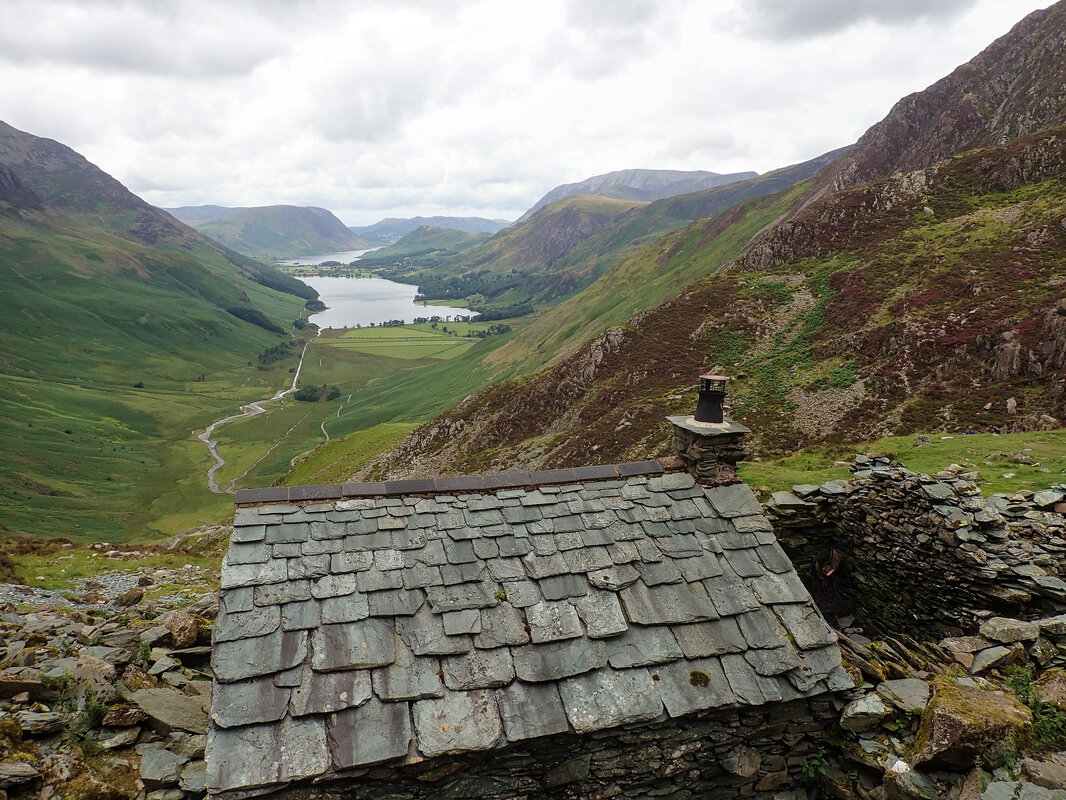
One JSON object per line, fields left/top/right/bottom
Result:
{"left": 1035, "top": 668, "right": 1066, "bottom": 712}
{"left": 913, "top": 680, "right": 1032, "bottom": 771}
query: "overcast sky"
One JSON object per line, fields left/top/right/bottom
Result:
{"left": 0, "top": 0, "right": 1051, "bottom": 225}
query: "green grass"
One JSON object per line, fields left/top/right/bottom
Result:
{"left": 326, "top": 326, "right": 475, "bottom": 360}
{"left": 741, "top": 429, "right": 1066, "bottom": 498}
{"left": 13, "top": 546, "right": 224, "bottom": 591}
{"left": 283, "top": 422, "right": 418, "bottom": 486}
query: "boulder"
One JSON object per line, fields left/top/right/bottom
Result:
{"left": 877, "top": 679, "right": 931, "bottom": 713}
{"left": 0, "top": 761, "right": 40, "bottom": 788}
{"left": 980, "top": 617, "right": 1040, "bottom": 643}
{"left": 913, "top": 681, "right": 1032, "bottom": 771}
{"left": 167, "top": 611, "right": 198, "bottom": 649}
{"left": 1021, "top": 755, "right": 1066, "bottom": 791}
{"left": 136, "top": 742, "right": 189, "bottom": 788}
{"left": 1036, "top": 669, "right": 1066, "bottom": 711}
{"left": 115, "top": 587, "right": 144, "bottom": 607}
{"left": 840, "top": 693, "right": 891, "bottom": 732}
{"left": 128, "top": 686, "right": 209, "bottom": 734}
{"left": 883, "top": 760, "right": 938, "bottom": 800}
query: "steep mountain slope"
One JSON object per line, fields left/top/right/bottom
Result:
{"left": 361, "top": 127, "right": 1066, "bottom": 478}
{"left": 350, "top": 216, "right": 509, "bottom": 244}
{"left": 163, "top": 205, "right": 248, "bottom": 225}
{"left": 361, "top": 225, "right": 489, "bottom": 259}
{"left": 0, "top": 123, "right": 314, "bottom": 539}
{"left": 519, "top": 168, "right": 758, "bottom": 221}
{"left": 801, "top": 1, "right": 1066, "bottom": 209}
{"left": 197, "top": 205, "right": 369, "bottom": 259}
{"left": 354, "top": 5, "right": 1066, "bottom": 480}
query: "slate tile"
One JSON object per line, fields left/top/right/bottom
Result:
{"left": 496, "top": 536, "right": 531, "bottom": 558}
{"left": 288, "top": 555, "right": 330, "bottom": 580}
{"left": 606, "top": 541, "right": 640, "bottom": 563}
{"left": 652, "top": 657, "right": 735, "bottom": 717}
{"left": 220, "top": 587, "right": 254, "bottom": 615}
{"left": 272, "top": 543, "right": 302, "bottom": 558}
{"left": 721, "top": 548, "right": 764, "bottom": 579}
{"left": 443, "top": 609, "right": 482, "bottom": 635}
{"left": 404, "top": 514, "right": 437, "bottom": 530}
{"left": 312, "top": 619, "right": 395, "bottom": 671}
{"left": 232, "top": 525, "right": 267, "bottom": 543}
{"left": 482, "top": 473, "right": 532, "bottom": 490}
{"left": 407, "top": 538, "right": 446, "bottom": 566}
{"left": 495, "top": 681, "right": 570, "bottom": 741}
{"left": 485, "top": 558, "right": 525, "bottom": 582}
{"left": 472, "top": 538, "right": 500, "bottom": 559}
{"left": 734, "top": 608, "right": 791, "bottom": 649}
{"left": 559, "top": 666, "right": 663, "bottom": 733}
{"left": 587, "top": 564, "right": 640, "bottom": 591}
{"left": 635, "top": 539, "right": 664, "bottom": 563}
{"left": 609, "top": 520, "right": 646, "bottom": 541}
{"left": 480, "top": 524, "right": 513, "bottom": 538}
{"left": 619, "top": 580, "right": 717, "bottom": 625}
{"left": 705, "top": 576, "right": 762, "bottom": 617}
{"left": 773, "top": 603, "right": 838, "bottom": 650}
{"left": 569, "top": 590, "right": 628, "bottom": 639}
{"left": 213, "top": 605, "right": 281, "bottom": 643}
{"left": 665, "top": 519, "right": 697, "bottom": 535}
{"left": 325, "top": 510, "right": 363, "bottom": 523}
{"left": 657, "top": 534, "right": 703, "bottom": 558}
{"left": 749, "top": 572, "right": 810, "bottom": 605}
{"left": 280, "top": 511, "right": 325, "bottom": 525}
{"left": 320, "top": 594, "right": 370, "bottom": 625}
{"left": 539, "top": 573, "right": 590, "bottom": 600}
{"left": 397, "top": 606, "right": 472, "bottom": 656}
{"left": 562, "top": 546, "right": 612, "bottom": 574}
{"left": 616, "top": 460, "right": 663, "bottom": 477}
{"left": 620, "top": 483, "right": 650, "bottom": 501}
{"left": 208, "top": 716, "right": 328, "bottom": 792}
{"left": 473, "top": 604, "right": 529, "bottom": 649}
{"left": 569, "top": 498, "right": 606, "bottom": 514}
{"left": 368, "top": 588, "right": 424, "bottom": 617}
{"left": 635, "top": 560, "right": 683, "bottom": 586}
{"left": 311, "top": 573, "right": 358, "bottom": 599}
{"left": 213, "top": 629, "right": 307, "bottom": 683}
{"left": 336, "top": 498, "right": 377, "bottom": 511}
{"left": 444, "top": 539, "right": 478, "bottom": 564}
{"left": 732, "top": 514, "right": 774, "bottom": 533}
{"left": 413, "top": 689, "right": 503, "bottom": 757}
{"left": 520, "top": 552, "right": 569, "bottom": 579}
{"left": 694, "top": 516, "right": 729, "bottom": 536}
{"left": 309, "top": 520, "right": 347, "bottom": 541}
{"left": 425, "top": 581, "right": 500, "bottom": 612}
{"left": 390, "top": 529, "right": 428, "bottom": 550}
{"left": 668, "top": 499, "right": 702, "bottom": 521}
{"left": 227, "top": 543, "right": 269, "bottom": 565}
{"left": 384, "top": 478, "right": 436, "bottom": 494}
{"left": 372, "top": 637, "right": 443, "bottom": 701}
{"left": 512, "top": 637, "right": 608, "bottom": 682}
{"left": 526, "top": 599, "right": 583, "bottom": 643}
{"left": 290, "top": 667, "right": 373, "bottom": 716}
{"left": 254, "top": 580, "right": 311, "bottom": 607}
{"left": 672, "top": 618, "right": 747, "bottom": 658}
{"left": 330, "top": 551, "right": 372, "bottom": 574}
{"left": 281, "top": 599, "right": 320, "bottom": 631}
{"left": 579, "top": 528, "right": 615, "bottom": 547}
{"left": 441, "top": 648, "right": 515, "bottom": 690}
{"left": 554, "top": 530, "right": 584, "bottom": 549}
{"left": 329, "top": 697, "right": 412, "bottom": 768}
{"left": 273, "top": 666, "right": 303, "bottom": 687}
{"left": 233, "top": 507, "right": 263, "bottom": 527}
{"left": 234, "top": 486, "right": 288, "bottom": 504}
{"left": 466, "top": 495, "right": 502, "bottom": 510}
{"left": 403, "top": 563, "right": 444, "bottom": 589}
{"left": 788, "top": 644, "right": 843, "bottom": 689}
{"left": 744, "top": 646, "right": 801, "bottom": 677}
{"left": 674, "top": 555, "right": 724, "bottom": 582}
{"left": 440, "top": 562, "right": 485, "bottom": 585}
{"left": 519, "top": 490, "right": 557, "bottom": 506}
{"left": 721, "top": 652, "right": 783, "bottom": 704}
{"left": 220, "top": 559, "right": 287, "bottom": 590}
{"left": 372, "top": 549, "right": 404, "bottom": 571}
{"left": 344, "top": 531, "right": 392, "bottom": 550}
{"left": 356, "top": 570, "right": 404, "bottom": 593}
{"left": 704, "top": 484, "right": 763, "bottom": 518}
{"left": 572, "top": 464, "right": 620, "bottom": 481}
{"left": 604, "top": 625, "right": 683, "bottom": 668}
{"left": 302, "top": 538, "right": 342, "bottom": 557}
{"left": 530, "top": 468, "right": 580, "bottom": 485}
{"left": 756, "top": 542, "right": 795, "bottom": 574}
{"left": 497, "top": 578, "right": 541, "bottom": 608}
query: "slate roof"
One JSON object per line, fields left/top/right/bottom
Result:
{"left": 207, "top": 463, "right": 849, "bottom": 797}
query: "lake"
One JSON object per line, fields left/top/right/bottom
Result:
{"left": 299, "top": 276, "right": 471, "bottom": 329}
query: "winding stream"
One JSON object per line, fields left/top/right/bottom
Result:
{"left": 197, "top": 333, "right": 315, "bottom": 494}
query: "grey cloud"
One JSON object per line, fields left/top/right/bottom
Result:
{"left": 743, "top": 0, "right": 975, "bottom": 39}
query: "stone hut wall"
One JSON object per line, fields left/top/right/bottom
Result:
{"left": 764, "top": 457, "right": 1066, "bottom": 634}
{"left": 224, "top": 696, "right": 839, "bottom": 800}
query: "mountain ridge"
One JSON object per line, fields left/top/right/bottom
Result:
{"left": 196, "top": 205, "right": 370, "bottom": 259}
{"left": 350, "top": 216, "right": 509, "bottom": 244}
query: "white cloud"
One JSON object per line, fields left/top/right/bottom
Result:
{"left": 0, "top": 0, "right": 1050, "bottom": 225}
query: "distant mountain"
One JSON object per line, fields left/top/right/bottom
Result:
{"left": 163, "top": 205, "right": 248, "bottom": 225}
{"left": 196, "top": 205, "right": 370, "bottom": 260}
{"left": 0, "top": 121, "right": 313, "bottom": 538}
{"left": 518, "top": 168, "right": 758, "bottom": 222}
{"left": 350, "top": 216, "right": 510, "bottom": 245}
{"left": 362, "top": 225, "right": 490, "bottom": 259}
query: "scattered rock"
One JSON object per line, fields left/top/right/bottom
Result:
{"left": 841, "top": 693, "right": 891, "bottom": 732}
{"left": 877, "top": 678, "right": 931, "bottom": 713}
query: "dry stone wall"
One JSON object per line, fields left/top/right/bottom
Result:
{"left": 765, "top": 456, "right": 1066, "bottom": 633}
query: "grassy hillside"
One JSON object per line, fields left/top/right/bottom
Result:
{"left": 360, "top": 226, "right": 489, "bottom": 260}
{"left": 198, "top": 205, "right": 370, "bottom": 259}
{"left": 357, "top": 127, "right": 1066, "bottom": 479}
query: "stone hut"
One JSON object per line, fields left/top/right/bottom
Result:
{"left": 206, "top": 404, "right": 851, "bottom": 799}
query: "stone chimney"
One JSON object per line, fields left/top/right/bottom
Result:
{"left": 667, "top": 375, "right": 750, "bottom": 485}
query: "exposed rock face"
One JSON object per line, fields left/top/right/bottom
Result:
{"left": 913, "top": 681, "right": 1033, "bottom": 771}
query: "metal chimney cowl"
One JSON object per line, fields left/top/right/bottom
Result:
{"left": 666, "top": 374, "right": 750, "bottom": 486}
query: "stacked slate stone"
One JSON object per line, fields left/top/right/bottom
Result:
{"left": 208, "top": 464, "right": 849, "bottom": 799}
{"left": 766, "top": 457, "right": 1066, "bottom": 633}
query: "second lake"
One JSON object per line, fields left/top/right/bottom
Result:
{"left": 298, "top": 276, "right": 471, "bottom": 330}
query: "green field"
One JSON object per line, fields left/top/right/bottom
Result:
{"left": 741, "top": 429, "right": 1066, "bottom": 499}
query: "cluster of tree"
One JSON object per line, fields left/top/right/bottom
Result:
{"left": 293, "top": 384, "right": 341, "bottom": 402}
{"left": 411, "top": 315, "right": 473, "bottom": 324}
{"left": 258, "top": 340, "right": 300, "bottom": 367}
{"left": 226, "top": 305, "right": 285, "bottom": 334}
{"left": 304, "top": 299, "right": 326, "bottom": 312}
{"left": 412, "top": 269, "right": 524, "bottom": 302}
